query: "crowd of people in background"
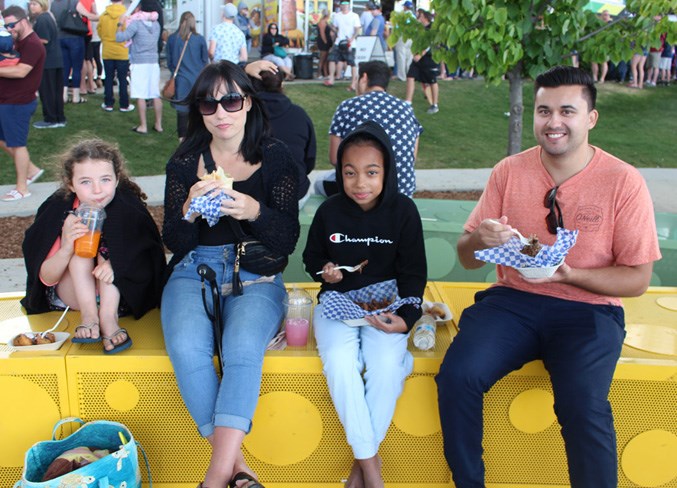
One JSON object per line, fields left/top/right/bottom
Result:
{"left": 0, "top": 0, "right": 674, "bottom": 203}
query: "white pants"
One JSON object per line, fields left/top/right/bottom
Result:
{"left": 314, "top": 304, "right": 413, "bottom": 459}
{"left": 395, "top": 38, "right": 413, "bottom": 81}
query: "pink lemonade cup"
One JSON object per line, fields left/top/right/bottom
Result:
{"left": 285, "top": 317, "right": 310, "bottom": 347}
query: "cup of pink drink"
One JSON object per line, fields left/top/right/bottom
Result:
{"left": 284, "top": 287, "right": 313, "bottom": 347}
{"left": 285, "top": 317, "right": 310, "bottom": 346}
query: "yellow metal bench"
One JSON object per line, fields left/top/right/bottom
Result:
{"left": 1, "top": 284, "right": 676, "bottom": 488}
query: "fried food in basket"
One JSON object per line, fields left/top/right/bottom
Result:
{"left": 520, "top": 235, "right": 542, "bottom": 257}
{"left": 35, "top": 333, "right": 56, "bottom": 344}
{"left": 355, "top": 297, "right": 394, "bottom": 312}
{"left": 13, "top": 333, "right": 34, "bottom": 346}
{"left": 428, "top": 304, "right": 446, "bottom": 320}
{"left": 13, "top": 332, "right": 57, "bottom": 346}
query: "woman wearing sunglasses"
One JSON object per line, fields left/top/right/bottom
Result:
{"left": 161, "top": 60, "right": 300, "bottom": 488}
{"left": 260, "top": 23, "right": 294, "bottom": 81}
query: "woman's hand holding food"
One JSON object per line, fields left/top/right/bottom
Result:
{"left": 220, "top": 188, "right": 261, "bottom": 221}
{"left": 182, "top": 179, "right": 223, "bottom": 222}
{"left": 319, "top": 262, "right": 343, "bottom": 284}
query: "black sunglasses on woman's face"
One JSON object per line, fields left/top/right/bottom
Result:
{"left": 198, "top": 93, "right": 248, "bottom": 116}
{"left": 543, "top": 186, "right": 564, "bottom": 234}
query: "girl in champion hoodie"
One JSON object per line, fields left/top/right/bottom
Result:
{"left": 303, "top": 120, "right": 427, "bottom": 487}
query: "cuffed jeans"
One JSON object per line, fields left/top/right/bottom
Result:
{"left": 435, "top": 286, "right": 625, "bottom": 488}
{"left": 314, "top": 304, "right": 413, "bottom": 459}
{"left": 162, "top": 245, "right": 286, "bottom": 437}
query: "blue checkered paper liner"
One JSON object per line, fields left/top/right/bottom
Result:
{"left": 474, "top": 227, "right": 579, "bottom": 269}
{"left": 321, "top": 279, "right": 421, "bottom": 321}
{"left": 183, "top": 190, "right": 233, "bottom": 226}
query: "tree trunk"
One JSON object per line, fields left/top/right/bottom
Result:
{"left": 506, "top": 62, "right": 524, "bottom": 156}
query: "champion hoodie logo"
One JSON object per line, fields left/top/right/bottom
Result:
{"left": 329, "top": 233, "right": 394, "bottom": 246}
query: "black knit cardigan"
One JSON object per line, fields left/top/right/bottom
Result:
{"left": 162, "top": 138, "right": 300, "bottom": 279}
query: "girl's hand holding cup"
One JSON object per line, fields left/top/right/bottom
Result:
{"left": 73, "top": 204, "right": 106, "bottom": 258}
{"left": 61, "top": 213, "right": 88, "bottom": 253}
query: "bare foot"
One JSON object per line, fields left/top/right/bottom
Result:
{"left": 99, "top": 316, "right": 127, "bottom": 351}
{"left": 74, "top": 319, "right": 100, "bottom": 340}
{"left": 344, "top": 459, "right": 364, "bottom": 488}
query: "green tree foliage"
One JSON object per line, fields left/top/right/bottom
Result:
{"left": 390, "top": 0, "right": 677, "bottom": 155}
{"left": 580, "top": 3, "right": 677, "bottom": 65}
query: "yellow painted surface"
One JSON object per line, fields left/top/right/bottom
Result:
{"left": 2, "top": 285, "right": 677, "bottom": 487}
{"left": 508, "top": 389, "right": 556, "bottom": 434}
{"left": 621, "top": 430, "right": 677, "bottom": 487}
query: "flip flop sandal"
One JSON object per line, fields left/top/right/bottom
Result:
{"left": 1, "top": 189, "right": 31, "bottom": 201}
{"left": 102, "top": 328, "right": 133, "bottom": 355}
{"left": 229, "top": 472, "right": 264, "bottom": 488}
{"left": 131, "top": 126, "right": 148, "bottom": 134}
{"left": 72, "top": 322, "right": 101, "bottom": 343}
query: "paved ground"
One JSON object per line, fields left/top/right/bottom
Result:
{"left": 1, "top": 167, "right": 675, "bottom": 293}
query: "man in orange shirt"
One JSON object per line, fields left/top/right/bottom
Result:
{"left": 436, "top": 66, "right": 661, "bottom": 488}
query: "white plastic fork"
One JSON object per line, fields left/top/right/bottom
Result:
{"left": 39, "top": 306, "right": 70, "bottom": 337}
{"left": 315, "top": 261, "right": 368, "bottom": 274}
{"left": 488, "top": 219, "right": 530, "bottom": 245}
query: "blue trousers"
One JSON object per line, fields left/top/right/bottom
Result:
{"left": 162, "top": 245, "right": 286, "bottom": 437}
{"left": 435, "top": 286, "right": 625, "bottom": 488}
{"left": 103, "top": 59, "right": 130, "bottom": 109}
{"left": 60, "top": 37, "right": 84, "bottom": 87}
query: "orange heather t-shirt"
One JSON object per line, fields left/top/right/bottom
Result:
{"left": 465, "top": 146, "right": 662, "bottom": 306}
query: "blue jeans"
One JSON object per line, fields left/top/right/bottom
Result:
{"left": 60, "top": 37, "right": 85, "bottom": 87}
{"left": 161, "top": 245, "right": 287, "bottom": 437}
{"left": 435, "top": 286, "right": 625, "bottom": 488}
{"left": 103, "top": 59, "right": 130, "bottom": 108}
{"left": 314, "top": 304, "right": 413, "bottom": 459}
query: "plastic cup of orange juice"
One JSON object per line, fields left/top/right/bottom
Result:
{"left": 74, "top": 204, "right": 106, "bottom": 258}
